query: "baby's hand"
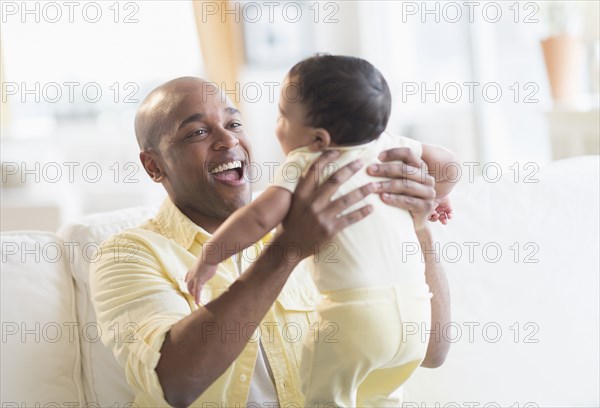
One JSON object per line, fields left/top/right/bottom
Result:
{"left": 185, "top": 260, "right": 218, "bottom": 304}
{"left": 428, "top": 195, "right": 453, "bottom": 225}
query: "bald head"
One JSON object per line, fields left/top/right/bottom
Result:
{"left": 134, "top": 77, "right": 218, "bottom": 151}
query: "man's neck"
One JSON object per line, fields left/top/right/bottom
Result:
{"left": 175, "top": 202, "right": 225, "bottom": 235}
{"left": 189, "top": 215, "right": 222, "bottom": 235}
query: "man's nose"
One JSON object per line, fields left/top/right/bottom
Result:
{"left": 213, "top": 128, "right": 239, "bottom": 150}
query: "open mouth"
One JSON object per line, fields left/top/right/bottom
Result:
{"left": 208, "top": 160, "right": 245, "bottom": 185}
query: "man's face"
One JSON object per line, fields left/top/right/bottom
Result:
{"left": 158, "top": 86, "right": 253, "bottom": 220}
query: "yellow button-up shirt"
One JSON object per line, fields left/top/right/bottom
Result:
{"left": 89, "top": 198, "right": 320, "bottom": 407}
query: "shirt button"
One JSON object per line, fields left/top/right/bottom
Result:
{"left": 240, "top": 374, "right": 247, "bottom": 382}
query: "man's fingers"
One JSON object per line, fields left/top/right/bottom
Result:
{"left": 367, "top": 162, "right": 433, "bottom": 186}
{"left": 301, "top": 157, "right": 365, "bottom": 209}
{"left": 315, "top": 159, "right": 364, "bottom": 203}
{"left": 378, "top": 147, "right": 425, "bottom": 168}
{"left": 333, "top": 204, "right": 374, "bottom": 231}
{"left": 380, "top": 193, "right": 434, "bottom": 215}
{"left": 296, "top": 150, "right": 340, "bottom": 197}
{"left": 372, "top": 178, "right": 435, "bottom": 200}
{"left": 326, "top": 182, "right": 375, "bottom": 216}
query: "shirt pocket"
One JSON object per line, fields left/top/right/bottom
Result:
{"left": 275, "top": 292, "right": 318, "bottom": 368}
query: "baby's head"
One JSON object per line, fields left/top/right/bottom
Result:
{"left": 276, "top": 54, "right": 391, "bottom": 155}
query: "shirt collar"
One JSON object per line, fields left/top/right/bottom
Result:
{"left": 153, "top": 197, "right": 212, "bottom": 250}
{"left": 287, "top": 137, "right": 380, "bottom": 156}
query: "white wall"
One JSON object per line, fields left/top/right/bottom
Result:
{"left": 2, "top": 0, "right": 598, "bottom": 230}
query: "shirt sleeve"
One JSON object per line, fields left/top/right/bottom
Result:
{"left": 89, "top": 234, "right": 191, "bottom": 405}
{"left": 270, "top": 151, "right": 312, "bottom": 193}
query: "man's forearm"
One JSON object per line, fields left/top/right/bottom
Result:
{"left": 417, "top": 226, "right": 452, "bottom": 368}
{"left": 156, "top": 236, "right": 297, "bottom": 407}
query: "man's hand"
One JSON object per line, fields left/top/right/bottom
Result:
{"left": 367, "top": 147, "right": 436, "bottom": 231}
{"left": 279, "top": 150, "right": 376, "bottom": 259}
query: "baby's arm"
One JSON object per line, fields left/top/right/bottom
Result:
{"left": 203, "top": 186, "right": 293, "bottom": 265}
{"left": 421, "top": 144, "right": 459, "bottom": 198}
{"left": 421, "top": 144, "right": 459, "bottom": 224}
{"left": 186, "top": 187, "right": 292, "bottom": 303}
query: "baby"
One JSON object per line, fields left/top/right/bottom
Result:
{"left": 186, "top": 54, "right": 457, "bottom": 407}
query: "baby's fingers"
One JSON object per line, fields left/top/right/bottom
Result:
{"left": 439, "top": 211, "right": 450, "bottom": 225}
{"left": 442, "top": 208, "right": 453, "bottom": 222}
{"left": 194, "top": 286, "right": 200, "bottom": 305}
{"left": 194, "top": 283, "right": 204, "bottom": 305}
{"left": 428, "top": 209, "right": 437, "bottom": 220}
{"left": 186, "top": 277, "right": 201, "bottom": 304}
{"left": 190, "top": 278, "right": 200, "bottom": 304}
{"left": 186, "top": 278, "right": 196, "bottom": 298}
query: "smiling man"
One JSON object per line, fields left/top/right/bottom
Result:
{"left": 134, "top": 81, "right": 252, "bottom": 231}
{"left": 89, "top": 77, "right": 451, "bottom": 408}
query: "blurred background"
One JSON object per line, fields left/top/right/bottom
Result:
{"left": 1, "top": 0, "right": 599, "bottom": 231}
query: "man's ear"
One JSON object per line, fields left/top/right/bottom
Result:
{"left": 308, "top": 128, "right": 332, "bottom": 152}
{"left": 139, "top": 150, "right": 165, "bottom": 183}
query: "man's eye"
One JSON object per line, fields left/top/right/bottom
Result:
{"left": 230, "top": 122, "right": 242, "bottom": 129}
{"left": 189, "top": 129, "right": 207, "bottom": 138}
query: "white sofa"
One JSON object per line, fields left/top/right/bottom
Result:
{"left": 1, "top": 156, "right": 599, "bottom": 407}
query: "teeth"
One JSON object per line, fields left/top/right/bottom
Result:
{"left": 210, "top": 161, "right": 242, "bottom": 174}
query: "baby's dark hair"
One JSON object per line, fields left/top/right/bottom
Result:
{"left": 287, "top": 54, "right": 391, "bottom": 145}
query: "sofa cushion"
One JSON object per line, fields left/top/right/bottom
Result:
{"left": 404, "top": 156, "right": 600, "bottom": 406}
{"left": 0, "top": 231, "right": 85, "bottom": 405}
{"left": 57, "top": 207, "right": 157, "bottom": 406}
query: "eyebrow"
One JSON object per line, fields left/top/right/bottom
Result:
{"left": 178, "top": 107, "right": 240, "bottom": 130}
{"left": 179, "top": 113, "right": 204, "bottom": 130}
{"left": 225, "top": 107, "right": 241, "bottom": 115}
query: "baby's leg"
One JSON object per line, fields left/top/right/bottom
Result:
{"left": 357, "top": 283, "right": 432, "bottom": 407}
{"left": 355, "top": 360, "right": 420, "bottom": 407}
{"left": 300, "top": 287, "right": 406, "bottom": 407}
{"left": 300, "top": 331, "right": 367, "bottom": 407}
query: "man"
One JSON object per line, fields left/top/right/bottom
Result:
{"left": 90, "top": 77, "right": 451, "bottom": 408}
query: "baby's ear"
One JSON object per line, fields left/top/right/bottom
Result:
{"left": 308, "top": 128, "right": 332, "bottom": 152}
